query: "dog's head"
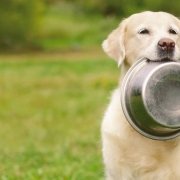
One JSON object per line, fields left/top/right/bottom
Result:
{"left": 102, "top": 11, "right": 180, "bottom": 66}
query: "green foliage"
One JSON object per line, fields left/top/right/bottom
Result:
{"left": 143, "top": 0, "right": 180, "bottom": 16}
{"left": 37, "top": 3, "right": 119, "bottom": 51}
{"left": 0, "top": 0, "right": 44, "bottom": 50}
{"left": 1, "top": 0, "right": 180, "bottom": 51}
{"left": 65, "top": 0, "right": 180, "bottom": 17}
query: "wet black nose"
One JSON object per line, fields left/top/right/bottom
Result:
{"left": 158, "top": 38, "right": 175, "bottom": 52}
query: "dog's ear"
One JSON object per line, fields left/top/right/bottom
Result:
{"left": 102, "top": 19, "right": 128, "bottom": 66}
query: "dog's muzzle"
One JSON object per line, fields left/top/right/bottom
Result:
{"left": 157, "top": 38, "right": 175, "bottom": 60}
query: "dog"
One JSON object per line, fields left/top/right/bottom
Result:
{"left": 101, "top": 11, "right": 180, "bottom": 180}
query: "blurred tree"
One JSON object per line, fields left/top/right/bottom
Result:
{"left": 45, "top": 0, "right": 60, "bottom": 4}
{"left": 102, "top": 0, "right": 144, "bottom": 16}
{"left": 64, "top": 0, "right": 180, "bottom": 17}
{"left": 62, "top": 0, "right": 142, "bottom": 16}
{"left": 0, "top": 0, "right": 44, "bottom": 50}
{"left": 144, "top": 0, "right": 180, "bottom": 16}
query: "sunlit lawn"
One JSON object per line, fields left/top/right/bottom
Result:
{"left": 0, "top": 51, "right": 119, "bottom": 179}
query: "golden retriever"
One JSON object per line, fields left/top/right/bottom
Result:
{"left": 101, "top": 11, "right": 180, "bottom": 180}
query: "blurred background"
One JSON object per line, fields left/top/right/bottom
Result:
{"left": 0, "top": 0, "right": 179, "bottom": 179}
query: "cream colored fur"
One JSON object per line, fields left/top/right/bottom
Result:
{"left": 101, "top": 11, "right": 180, "bottom": 180}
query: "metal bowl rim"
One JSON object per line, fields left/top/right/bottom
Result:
{"left": 121, "top": 59, "right": 180, "bottom": 140}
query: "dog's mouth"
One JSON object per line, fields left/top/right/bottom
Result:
{"left": 146, "top": 54, "right": 177, "bottom": 62}
{"left": 150, "top": 58, "right": 175, "bottom": 62}
{"left": 146, "top": 57, "right": 175, "bottom": 63}
{"left": 157, "top": 49, "right": 177, "bottom": 62}
{"left": 145, "top": 48, "right": 178, "bottom": 62}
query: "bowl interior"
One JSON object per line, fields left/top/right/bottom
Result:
{"left": 143, "top": 63, "right": 180, "bottom": 127}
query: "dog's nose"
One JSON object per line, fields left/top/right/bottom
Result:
{"left": 158, "top": 38, "right": 175, "bottom": 51}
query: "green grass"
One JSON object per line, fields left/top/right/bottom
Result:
{"left": 0, "top": 52, "right": 119, "bottom": 179}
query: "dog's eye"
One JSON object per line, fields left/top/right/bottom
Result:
{"left": 169, "top": 28, "right": 178, "bottom": 35}
{"left": 138, "top": 28, "right": 150, "bottom": 35}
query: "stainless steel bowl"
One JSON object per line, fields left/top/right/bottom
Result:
{"left": 121, "top": 58, "right": 180, "bottom": 140}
